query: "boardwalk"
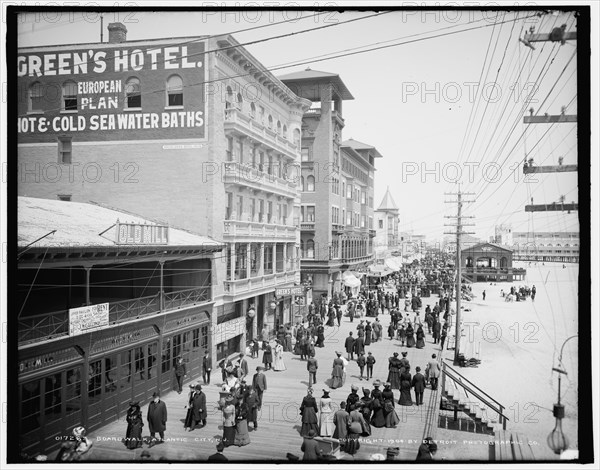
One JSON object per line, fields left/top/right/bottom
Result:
{"left": 65, "top": 308, "right": 444, "bottom": 462}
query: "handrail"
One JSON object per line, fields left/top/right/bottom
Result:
{"left": 443, "top": 361, "right": 504, "bottom": 410}
{"left": 444, "top": 368, "right": 510, "bottom": 424}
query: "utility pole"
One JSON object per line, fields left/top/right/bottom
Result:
{"left": 100, "top": 13, "right": 104, "bottom": 43}
{"left": 444, "top": 189, "right": 475, "bottom": 365}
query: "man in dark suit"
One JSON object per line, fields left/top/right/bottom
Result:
{"left": 411, "top": 366, "right": 426, "bottom": 405}
{"left": 208, "top": 442, "right": 228, "bottom": 461}
{"left": 147, "top": 391, "right": 167, "bottom": 446}
{"left": 252, "top": 366, "right": 267, "bottom": 411}
{"left": 307, "top": 355, "right": 318, "bottom": 387}
{"left": 238, "top": 353, "right": 249, "bottom": 379}
{"left": 202, "top": 351, "right": 212, "bottom": 384}
{"left": 190, "top": 384, "right": 207, "bottom": 430}
{"left": 344, "top": 332, "right": 356, "bottom": 361}
{"left": 301, "top": 430, "right": 323, "bottom": 460}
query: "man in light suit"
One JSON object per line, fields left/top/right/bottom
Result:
{"left": 252, "top": 366, "right": 267, "bottom": 411}
{"left": 426, "top": 354, "right": 441, "bottom": 390}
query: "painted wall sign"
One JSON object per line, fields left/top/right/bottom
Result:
{"left": 69, "top": 302, "right": 109, "bottom": 336}
{"left": 17, "top": 41, "right": 207, "bottom": 142}
{"left": 90, "top": 326, "right": 156, "bottom": 355}
{"left": 115, "top": 221, "right": 169, "bottom": 245}
{"left": 275, "top": 286, "right": 304, "bottom": 297}
{"left": 214, "top": 317, "right": 245, "bottom": 344}
{"left": 19, "top": 347, "right": 81, "bottom": 375}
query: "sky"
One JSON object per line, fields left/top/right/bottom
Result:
{"left": 12, "top": 4, "right": 586, "bottom": 242}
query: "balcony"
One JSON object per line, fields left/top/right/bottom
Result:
{"left": 223, "top": 219, "right": 297, "bottom": 241}
{"left": 332, "top": 223, "right": 344, "bottom": 234}
{"left": 223, "top": 161, "right": 298, "bottom": 199}
{"left": 18, "top": 286, "right": 212, "bottom": 345}
{"left": 223, "top": 271, "right": 298, "bottom": 297}
{"left": 304, "top": 107, "right": 345, "bottom": 127}
{"left": 224, "top": 108, "right": 298, "bottom": 158}
{"left": 300, "top": 221, "right": 315, "bottom": 231}
{"left": 369, "top": 229, "right": 377, "bottom": 238}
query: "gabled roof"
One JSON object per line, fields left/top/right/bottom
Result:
{"left": 376, "top": 187, "right": 399, "bottom": 212}
{"left": 342, "top": 139, "right": 384, "bottom": 159}
{"left": 18, "top": 197, "right": 223, "bottom": 249}
{"left": 461, "top": 242, "right": 513, "bottom": 253}
{"left": 278, "top": 68, "right": 354, "bottom": 100}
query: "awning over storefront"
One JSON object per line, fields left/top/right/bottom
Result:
{"left": 384, "top": 257, "right": 402, "bottom": 271}
{"left": 367, "top": 264, "right": 393, "bottom": 277}
{"left": 342, "top": 271, "right": 362, "bottom": 288}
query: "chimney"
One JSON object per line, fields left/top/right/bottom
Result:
{"left": 108, "top": 22, "right": 127, "bottom": 44}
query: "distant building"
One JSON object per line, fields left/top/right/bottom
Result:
{"left": 461, "top": 242, "right": 526, "bottom": 282}
{"left": 511, "top": 231, "right": 579, "bottom": 263}
{"left": 374, "top": 187, "right": 399, "bottom": 260}
{"left": 279, "top": 69, "right": 381, "bottom": 298}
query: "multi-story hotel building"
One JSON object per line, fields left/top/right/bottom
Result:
{"left": 511, "top": 231, "right": 580, "bottom": 263}
{"left": 278, "top": 69, "right": 381, "bottom": 298}
{"left": 17, "top": 23, "right": 311, "bottom": 384}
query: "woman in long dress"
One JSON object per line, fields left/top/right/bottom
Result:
{"left": 370, "top": 381, "right": 386, "bottom": 428}
{"left": 183, "top": 384, "right": 196, "bottom": 431}
{"left": 262, "top": 342, "right": 273, "bottom": 370}
{"left": 221, "top": 396, "right": 237, "bottom": 447}
{"left": 124, "top": 402, "right": 144, "bottom": 449}
{"left": 387, "top": 353, "right": 402, "bottom": 390}
{"left": 272, "top": 341, "right": 287, "bottom": 371}
{"left": 416, "top": 325, "right": 426, "bottom": 349}
{"left": 405, "top": 323, "right": 416, "bottom": 348}
{"left": 364, "top": 322, "right": 372, "bottom": 346}
{"left": 234, "top": 398, "right": 251, "bottom": 446}
{"left": 300, "top": 388, "right": 319, "bottom": 436}
{"left": 399, "top": 369, "right": 413, "bottom": 406}
{"left": 319, "top": 390, "right": 335, "bottom": 437}
{"left": 346, "top": 405, "right": 365, "bottom": 455}
{"left": 358, "top": 389, "right": 372, "bottom": 436}
{"left": 382, "top": 383, "right": 400, "bottom": 428}
{"left": 331, "top": 353, "right": 345, "bottom": 389}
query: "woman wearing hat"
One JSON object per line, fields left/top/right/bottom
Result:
{"left": 262, "top": 341, "right": 273, "bottom": 370}
{"left": 273, "top": 340, "right": 287, "bottom": 371}
{"left": 387, "top": 353, "right": 402, "bottom": 390}
{"left": 346, "top": 404, "right": 364, "bottom": 455}
{"left": 330, "top": 352, "right": 345, "bottom": 389}
{"left": 183, "top": 384, "right": 196, "bottom": 431}
{"left": 234, "top": 397, "right": 251, "bottom": 446}
{"left": 382, "top": 383, "right": 400, "bottom": 428}
{"left": 299, "top": 388, "right": 319, "bottom": 437}
{"left": 399, "top": 367, "right": 413, "bottom": 406}
{"left": 416, "top": 324, "right": 426, "bottom": 349}
{"left": 405, "top": 322, "right": 416, "bottom": 348}
{"left": 364, "top": 321, "right": 372, "bottom": 346}
{"left": 318, "top": 389, "right": 335, "bottom": 437}
{"left": 370, "top": 380, "right": 386, "bottom": 428}
{"left": 358, "top": 389, "right": 373, "bottom": 435}
{"left": 125, "top": 402, "right": 144, "bottom": 449}
{"left": 221, "top": 395, "right": 236, "bottom": 447}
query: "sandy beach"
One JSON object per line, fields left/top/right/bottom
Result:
{"left": 451, "top": 261, "right": 579, "bottom": 460}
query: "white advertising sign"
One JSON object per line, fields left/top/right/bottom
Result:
{"left": 69, "top": 303, "right": 110, "bottom": 336}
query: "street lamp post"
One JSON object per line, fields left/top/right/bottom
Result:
{"left": 547, "top": 335, "right": 577, "bottom": 455}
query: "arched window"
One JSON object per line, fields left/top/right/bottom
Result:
{"left": 300, "top": 239, "right": 305, "bottom": 257}
{"left": 283, "top": 125, "right": 288, "bottom": 139}
{"left": 166, "top": 75, "right": 183, "bottom": 106}
{"left": 268, "top": 115, "right": 273, "bottom": 129}
{"left": 293, "top": 128, "right": 301, "bottom": 146}
{"left": 62, "top": 81, "right": 78, "bottom": 111}
{"left": 125, "top": 77, "right": 141, "bottom": 108}
{"left": 29, "top": 82, "right": 44, "bottom": 112}
{"left": 277, "top": 120, "right": 282, "bottom": 135}
{"left": 250, "top": 102, "right": 256, "bottom": 118}
{"left": 306, "top": 239, "right": 315, "bottom": 259}
{"left": 307, "top": 175, "right": 315, "bottom": 192}
{"left": 236, "top": 93, "right": 243, "bottom": 110}
{"left": 301, "top": 176, "right": 305, "bottom": 192}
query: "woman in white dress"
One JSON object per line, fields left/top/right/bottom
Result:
{"left": 319, "top": 389, "right": 335, "bottom": 437}
{"left": 272, "top": 340, "right": 287, "bottom": 371}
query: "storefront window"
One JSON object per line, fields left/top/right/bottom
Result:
{"left": 161, "top": 338, "right": 171, "bottom": 374}
{"left": 65, "top": 367, "right": 82, "bottom": 418}
{"left": 21, "top": 380, "right": 41, "bottom": 435}
{"left": 147, "top": 343, "right": 158, "bottom": 380}
{"left": 105, "top": 355, "right": 118, "bottom": 394}
{"left": 216, "top": 334, "right": 242, "bottom": 361}
{"left": 44, "top": 373, "right": 62, "bottom": 423}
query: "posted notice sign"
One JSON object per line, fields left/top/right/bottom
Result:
{"left": 275, "top": 286, "right": 304, "bottom": 297}
{"left": 69, "top": 303, "right": 110, "bottom": 336}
